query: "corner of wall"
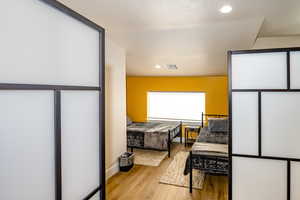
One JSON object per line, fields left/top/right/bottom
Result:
{"left": 105, "top": 37, "right": 127, "bottom": 179}
{"left": 106, "top": 161, "right": 119, "bottom": 181}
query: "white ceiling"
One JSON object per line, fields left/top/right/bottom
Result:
{"left": 59, "top": 0, "right": 300, "bottom": 76}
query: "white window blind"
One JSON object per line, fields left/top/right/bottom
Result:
{"left": 147, "top": 92, "right": 205, "bottom": 122}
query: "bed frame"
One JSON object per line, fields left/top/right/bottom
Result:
{"left": 189, "top": 152, "right": 228, "bottom": 193}
{"left": 189, "top": 113, "right": 229, "bottom": 193}
{"left": 128, "top": 122, "right": 182, "bottom": 158}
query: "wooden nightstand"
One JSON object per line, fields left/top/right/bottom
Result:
{"left": 184, "top": 125, "right": 201, "bottom": 147}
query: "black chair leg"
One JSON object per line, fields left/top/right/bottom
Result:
{"left": 168, "top": 131, "right": 171, "bottom": 158}
{"left": 184, "top": 129, "right": 187, "bottom": 147}
{"left": 180, "top": 122, "right": 183, "bottom": 144}
{"left": 189, "top": 151, "right": 193, "bottom": 193}
{"left": 180, "top": 131, "right": 182, "bottom": 144}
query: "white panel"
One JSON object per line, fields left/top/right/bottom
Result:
{"left": 61, "top": 91, "right": 100, "bottom": 200}
{"left": 232, "top": 92, "right": 258, "bottom": 155}
{"left": 0, "top": 0, "right": 99, "bottom": 86}
{"left": 232, "top": 52, "right": 287, "bottom": 89}
{"left": 262, "top": 92, "right": 300, "bottom": 158}
{"left": 232, "top": 157, "right": 286, "bottom": 200}
{"left": 290, "top": 51, "right": 300, "bottom": 89}
{"left": 0, "top": 91, "right": 54, "bottom": 200}
{"left": 291, "top": 161, "right": 300, "bottom": 200}
{"left": 89, "top": 192, "right": 100, "bottom": 200}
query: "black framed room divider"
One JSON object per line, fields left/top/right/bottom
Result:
{"left": 0, "top": 0, "right": 105, "bottom": 200}
{"left": 228, "top": 47, "right": 300, "bottom": 200}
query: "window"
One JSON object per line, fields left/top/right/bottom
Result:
{"left": 147, "top": 92, "right": 205, "bottom": 122}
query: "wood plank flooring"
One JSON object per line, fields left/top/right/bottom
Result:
{"left": 106, "top": 144, "right": 228, "bottom": 200}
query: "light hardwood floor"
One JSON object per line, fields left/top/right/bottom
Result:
{"left": 106, "top": 144, "right": 228, "bottom": 200}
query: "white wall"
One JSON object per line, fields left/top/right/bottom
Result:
{"left": 253, "top": 36, "right": 300, "bottom": 49}
{"left": 105, "top": 38, "right": 127, "bottom": 180}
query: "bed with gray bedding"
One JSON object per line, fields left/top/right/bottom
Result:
{"left": 127, "top": 121, "right": 182, "bottom": 157}
{"left": 184, "top": 116, "right": 229, "bottom": 193}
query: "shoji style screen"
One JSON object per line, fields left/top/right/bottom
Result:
{"left": 0, "top": 0, "right": 105, "bottom": 200}
{"left": 229, "top": 48, "right": 300, "bottom": 200}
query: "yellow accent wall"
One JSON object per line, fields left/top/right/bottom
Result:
{"left": 126, "top": 76, "right": 228, "bottom": 122}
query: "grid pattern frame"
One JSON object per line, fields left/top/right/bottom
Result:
{"left": 0, "top": 0, "right": 105, "bottom": 200}
{"left": 228, "top": 47, "right": 300, "bottom": 200}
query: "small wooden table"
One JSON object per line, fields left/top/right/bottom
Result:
{"left": 184, "top": 125, "right": 201, "bottom": 147}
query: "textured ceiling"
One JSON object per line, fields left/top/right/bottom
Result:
{"left": 59, "top": 0, "right": 300, "bottom": 76}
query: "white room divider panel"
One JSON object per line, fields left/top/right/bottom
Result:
{"left": 0, "top": 91, "right": 55, "bottom": 200}
{"left": 61, "top": 91, "right": 100, "bottom": 200}
{"left": 0, "top": 0, "right": 105, "bottom": 200}
{"left": 291, "top": 162, "right": 300, "bottom": 200}
{"left": 231, "top": 52, "right": 287, "bottom": 89}
{"left": 290, "top": 51, "right": 300, "bottom": 89}
{"left": 262, "top": 92, "right": 300, "bottom": 158}
{"left": 0, "top": 0, "right": 99, "bottom": 86}
{"left": 232, "top": 92, "right": 258, "bottom": 155}
{"left": 232, "top": 157, "right": 287, "bottom": 200}
{"left": 229, "top": 48, "right": 300, "bottom": 200}
{"left": 90, "top": 193, "right": 100, "bottom": 200}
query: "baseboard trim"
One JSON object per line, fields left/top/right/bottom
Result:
{"left": 106, "top": 161, "right": 119, "bottom": 181}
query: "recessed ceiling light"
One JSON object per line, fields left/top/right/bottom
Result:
{"left": 219, "top": 5, "right": 232, "bottom": 14}
{"left": 155, "top": 65, "right": 161, "bottom": 69}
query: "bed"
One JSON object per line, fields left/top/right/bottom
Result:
{"left": 183, "top": 115, "right": 229, "bottom": 193}
{"left": 127, "top": 120, "right": 182, "bottom": 157}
